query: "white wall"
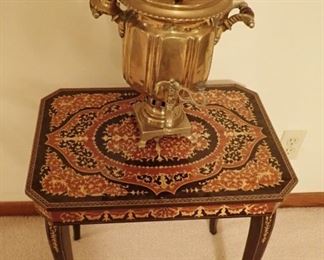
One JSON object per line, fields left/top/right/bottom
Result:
{"left": 0, "top": 0, "right": 323, "bottom": 201}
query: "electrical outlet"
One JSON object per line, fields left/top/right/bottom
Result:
{"left": 281, "top": 130, "right": 307, "bottom": 159}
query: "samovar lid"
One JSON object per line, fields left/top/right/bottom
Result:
{"left": 119, "top": 0, "right": 232, "bottom": 21}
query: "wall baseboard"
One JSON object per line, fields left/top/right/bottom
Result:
{"left": 0, "top": 192, "right": 323, "bottom": 216}
{"left": 281, "top": 192, "right": 324, "bottom": 208}
{"left": 0, "top": 201, "right": 37, "bottom": 216}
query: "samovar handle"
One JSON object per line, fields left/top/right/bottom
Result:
{"left": 89, "top": 0, "right": 126, "bottom": 37}
{"left": 214, "top": 1, "right": 255, "bottom": 44}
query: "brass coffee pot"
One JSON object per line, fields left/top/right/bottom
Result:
{"left": 90, "top": 0, "right": 254, "bottom": 147}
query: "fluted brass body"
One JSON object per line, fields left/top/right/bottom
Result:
{"left": 90, "top": 0, "right": 255, "bottom": 146}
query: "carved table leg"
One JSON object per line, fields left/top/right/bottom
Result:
{"left": 242, "top": 213, "right": 277, "bottom": 260}
{"left": 73, "top": 224, "right": 81, "bottom": 241}
{"left": 209, "top": 218, "right": 218, "bottom": 235}
{"left": 45, "top": 220, "right": 74, "bottom": 260}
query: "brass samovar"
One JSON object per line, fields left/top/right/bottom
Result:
{"left": 90, "top": 0, "right": 254, "bottom": 147}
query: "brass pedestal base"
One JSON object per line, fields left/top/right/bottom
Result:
{"left": 134, "top": 102, "right": 192, "bottom": 148}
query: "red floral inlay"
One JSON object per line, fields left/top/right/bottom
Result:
{"left": 202, "top": 143, "right": 282, "bottom": 193}
{"left": 102, "top": 117, "right": 210, "bottom": 161}
{"left": 41, "top": 151, "right": 128, "bottom": 198}
{"left": 50, "top": 203, "right": 275, "bottom": 224}
{"left": 43, "top": 89, "right": 274, "bottom": 195}
{"left": 205, "top": 89, "right": 256, "bottom": 123}
{"left": 50, "top": 93, "right": 122, "bottom": 128}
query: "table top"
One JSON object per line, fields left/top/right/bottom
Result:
{"left": 26, "top": 81, "right": 297, "bottom": 223}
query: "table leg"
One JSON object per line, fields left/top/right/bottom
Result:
{"left": 209, "top": 218, "right": 218, "bottom": 235}
{"left": 45, "top": 220, "right": 74, "bottom": 260}
{"left": 73, "top": 224, "right": 81, "bottom": 241}
{"left": 242, "top": 213, "right": 276, "bottom": 260}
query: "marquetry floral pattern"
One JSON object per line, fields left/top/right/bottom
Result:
{"left": 32, "top": 86, "right": 292, "bottom": 200}
{"left": 262, "top": 215, "right": 274, "bottom": 243}
{"left": 205, "top": 89, "right": 256, "bottom": 123}
{"left": 56, "top": 203, "right": 273, "bottom": 223}
{"left": 102, "top": 117, "right": 210, "bottom": 161}
{"left": 41, "top": 150, "right": 128, "bottom": 198}
{"left": 207, "top": 108, "right": 259, "bottom": 165}
{"left": 47, "top": 222, "right": 59, "bottom": 253}
{"left": 201, "top": 143, "right": 282, "bottom": 193}
{"left": 49, "top": 93, "right": 122, "bottom": 129}
{"left": 44, "top": 89, "right": 268, "bottom": 195}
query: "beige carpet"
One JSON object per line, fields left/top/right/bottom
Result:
{"left": 0, "top": 208, "right": 323, "bottom": 260}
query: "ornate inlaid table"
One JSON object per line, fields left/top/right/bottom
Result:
{"left": 26, "top": 81, "right": 297, "bottom": 260}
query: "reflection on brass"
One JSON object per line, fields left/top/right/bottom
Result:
{"left": 90, "top": 0, "right": 255, "bottom": 146}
